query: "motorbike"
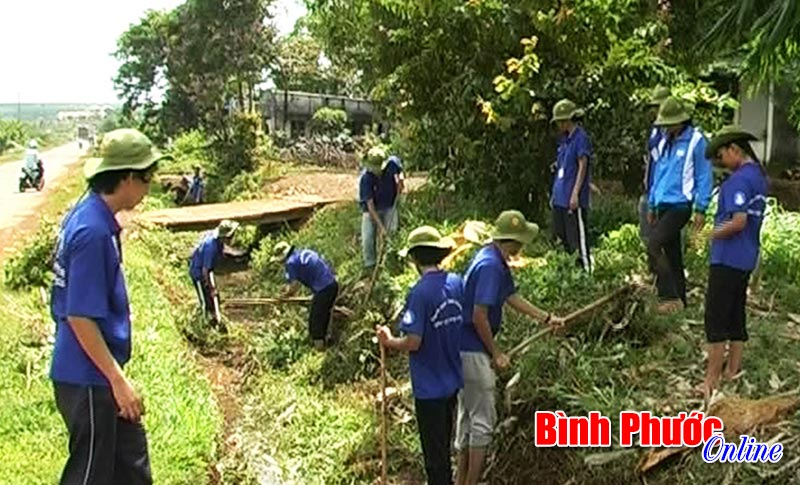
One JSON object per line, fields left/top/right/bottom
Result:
{"left": 19, "top": 160, "right": 45, "bottom": 192}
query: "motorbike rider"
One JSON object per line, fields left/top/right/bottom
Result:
{"left": 21, "top": 139, "right": 44, "bottom": 188}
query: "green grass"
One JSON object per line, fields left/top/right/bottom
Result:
{"left": 0, "top": 171, "right": 222, "bottom": 483}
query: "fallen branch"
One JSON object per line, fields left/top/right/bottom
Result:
{"left": 223, "top": 297, "right": 355, "bottom": 319}
{"left": 508, "top": 284, "right": 636, "bottom": 359}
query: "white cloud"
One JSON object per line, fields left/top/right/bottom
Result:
{"left": 0, "top": 0, "right": 306, "bottom": 104}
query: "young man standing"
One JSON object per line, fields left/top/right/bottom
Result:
{"left": 50, "top": 128, "right": 167, "bottom": 485}
{"left": 647, "top": 97, "right": 713, "bottom": 313}
{"left": 189, "top": 219, "right": 240, "bottom": 327}
{"left": 550, "top": 99, "right": 593, "bottom": 271}
{"left": 186, "top": 165, "right": 205, "bottom": 204}
{"left": 271, "top": 241, "right": 339, "bottom": 350}
{"left": 702, "top": 126, "right": 767, "bottom": 400}
{"left": 376, "top": 226, "right": 463, "bottom": 485}
{"left": 455, "top": 210, "right": 563, "bottom": 485}
{"left": 359, "top": 145, "right": 392, "bottom": 271}
{"left": 376, "top": 153, "right": 405, "bottom": 233}
{"left": 639, "top": 86, "right": 671, "bottom": 243}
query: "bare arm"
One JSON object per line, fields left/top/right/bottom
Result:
{"left": 281, "top": 281, "right": 301, "bottom": 298}
{"left": 570, "top": 156, "right": 588, "bottom": 207}
{"left": 68, "top": 317, "right": 143, "bottom": 421}
{"left": 712, "top": 212, "right": 747, "bottom": 240}
{"left": 473, "top": 305, "right": 500, "bottom": 358}
{"left": 396, "top": 173, "right": 405, "bottom": 195}
{"left": 506, "top": 293, "right": 550, "bottom": 322}
{"left": 380, "top": 332, "right": 422, "bottom": 353}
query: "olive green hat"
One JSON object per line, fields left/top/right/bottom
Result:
{"left": 654, "top": 97, "right": 691, "bottom": 126}
{"left": 551, "top": 99, "right": 585, "bottom": 123}
{"left": 270, "top": 241, "right": 293, "bottom": 263}
{"left": 705, "top": 125, "right": 758, "bottom": 160}
{"left": 362, "top": 145, "right": 387, "bottom": 173}
{"left": 216, "top": 219, "right": 240, "bottom": 239}
{"left": 648, "top": 85, "right": 671, "bottom": 107}
{"left": 84, "top": 128, "right": 171, "bottom": 179}
{"left": 491, "top": 210, "right": 539, "bottom": 245}
{"left": 398, "top": 226, "right": 456, "bottom": 258}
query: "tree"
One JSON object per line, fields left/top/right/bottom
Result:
{"left": 271, "top": 32, "right": 361, "bottom": 95}
{"left": 114, "top": 0, "right": 277, "bottom": 140}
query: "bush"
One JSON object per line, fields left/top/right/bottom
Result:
{"left": 589, "top": 194, "right": 638, "bottom": 244}
{"left": 3, "top": 220, "right": 57, "bottom": 290}
{"left": 163, "top": 129, "right": 214, "bottom": 175}
{"left": 310, "top": 107, "right": 348, "bottom": 137}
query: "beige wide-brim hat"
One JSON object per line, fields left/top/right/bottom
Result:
{"left": 398, "top": 226, "right": 456, "bottom": 258}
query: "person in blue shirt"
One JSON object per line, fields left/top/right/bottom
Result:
{"left": 376, "top": 226, "right": 463, "bottom": 485}
{"left": 639, "top": 86, "right": 671, "bottom": 243}
{"left": 550, "top": 99, "right": 593, "bottom": 271}
{"left": 359, "top": 145, "right": 393, "bottom": 270}
{"left": 189, "top": 219, "right": 240, "bottom": 328}
{"left": 271, "top": 241, "right": 339, "bottom": 350}
{"left": 186, "top": 165, "right": 205, "bottom": 204}
{"left": 647, "top": 97, "right": 713, "bottom": 314}
{"left": 376, "top": 154, "right": 405, "bottom": 232}
{"left": 701, "top": 126, "right": 767, "bottom": 401}
{"left": 455, "top": 210, "right": 564, "bottom": 485}
{"left": 50, "top": 128, "right": 168, "bottom": 485}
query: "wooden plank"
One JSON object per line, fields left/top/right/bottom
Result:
{"left": 136, "top": 195, "right": 335, "bottom": 230}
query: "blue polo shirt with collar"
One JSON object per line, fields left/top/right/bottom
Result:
{"left": 50, "top": 192, "right": 132, "bottom": 387}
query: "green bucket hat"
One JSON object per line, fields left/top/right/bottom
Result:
{"left": 648, "top": 85, "right": 671, "bottom": 107}
{"left": 84, "top": 128, "right": 171, "bottom": 179}
{"left": 398, "top": 226, "right": 456, "bottom": 258}
{"left": 551, "top": 99, "right": 585, "bottom": 123}
{"left": 362, "top": 145, "right": 387, "bottom": 173}
{"left": 654, "top": 97, "right": 691, "bottom": 126}
{"left": 216, "top": 219, "right": 240, "bottom": 239}
{"left": 270, "top": 241, "right": 293, "bottom": 263}
{"left": 491, "top": 210, "right": 539, "bottom": 245}
{"left": 705, "top": 125, "right": 758, "bottom": 160}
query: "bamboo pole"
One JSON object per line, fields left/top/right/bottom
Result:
{"left": 379, "top": 342, "right": 388, "bottom": 485}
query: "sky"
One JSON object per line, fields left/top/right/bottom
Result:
{"left": 0, "top": 0, "right": 306, "bottom": 104}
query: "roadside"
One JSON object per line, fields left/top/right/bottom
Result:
{"left": 0, "top": 142, "right": 86, "bottom": 260}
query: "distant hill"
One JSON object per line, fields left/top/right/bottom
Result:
{"left": 0, "top": 104, "right": 119, "bottom": 122}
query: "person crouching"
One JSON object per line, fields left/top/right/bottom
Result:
{"left": 376, "top": 226, "right": 464, "bottom": 485}
{"left": 271, "top": 242, "right": 339, "bottom": 351}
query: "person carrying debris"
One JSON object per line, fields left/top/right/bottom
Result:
{"left": 639, "top": 86, "right": 671, "bottom": 243}
{"left": 189, "top": 219, "right": 240, "bottom": 328}
{"left": 376, "top": 226, "right": 464, "bottom": 485}
{"left": 550, "top": 99, "right": 593, "bottom": 271}
{"left": 702, "top": 126, "right": 767, "bottom": 400}
{"left": 647, "top": 97, "right": 712, "bottom": 314}
{"left": 50, "top": 128, "right": 168, "bottom": 484}
{"left": 271, "top": 241, "right": 339, "bottom": 351}
{"left": 359, "top": 145, "right": 393, "bottom": 271}
{"left": 455, "top": 210, "right": 563, "bottom": 485}
{"left": 377, "top": 153, "right": 405, "bottom": 233}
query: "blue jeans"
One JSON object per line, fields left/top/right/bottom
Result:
{"left": 362, "top": 209, "right": 394, "bottom": 268}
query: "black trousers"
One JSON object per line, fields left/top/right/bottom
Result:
{"left": 193, "top": 278, "right": 219, "bottom": 323}
{"left": 705, "top": 265, "right": 750, "bottom": 343}
{"left": 647, "top": 207, "right": 691, "bottom": 303}
{"left": 309, "top": 281, "right": 338, "bottom": 341}
{"left": 54, "top": 383, "right": 152, "bottom": 485}
{"left": 415, "top": 393, "right": 457, "bottom": 485}
{"left": 552, "top": 207, "right": 592, "bottom": 271}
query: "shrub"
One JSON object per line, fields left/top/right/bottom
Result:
{"left": 163, "top": 129, "right": 213, "bottom": 175}
{"left": 310, "top": 107, "right": 348, "bottom": 137}
{"left": 3, "top": 220, "right": 57, "bottom": 290}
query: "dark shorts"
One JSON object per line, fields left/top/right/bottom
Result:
{"left": 704, "top": 265, "right": 750, "bottom": 343}
{"left": 310, "top": 281, "right": 339, "bottom": 341}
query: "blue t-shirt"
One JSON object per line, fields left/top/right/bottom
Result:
{"left": 188, "top": 175, "right": 204, "bottom": 203}
{"left": 552, "top": 125, "right": 593, "bottom": 209}
{"left": 399, "top": 270, "right": 464, "bottom": 399}
{"left": 284, "top": 248, "right": 336, "bottom": 293}
{"left": 460, "top": 244, "right": 517, "bottom": 354}
{"left": 645, "top": 126, "right": 664, "bottom": 192}
{"left": 358, "top": 170, "right": 379, "bottom": 213}
{"left": 710, "top": 163, "right": 768, "bottom": 272}
{"left": 375, "top": 156, "right": 403, "bottom": 210}
{"left": 50, "top": 193, "right": 131, "bottom": 386}
{"left": 189, "top": 231, "right": 222, "bottom": 281}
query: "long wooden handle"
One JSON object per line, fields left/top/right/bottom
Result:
{"left": 380, "top": 343, "right": 388, "bottom": 485}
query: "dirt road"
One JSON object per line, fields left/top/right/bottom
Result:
{"left": 0, "top": 142, "right": 85, "bottom": 256}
